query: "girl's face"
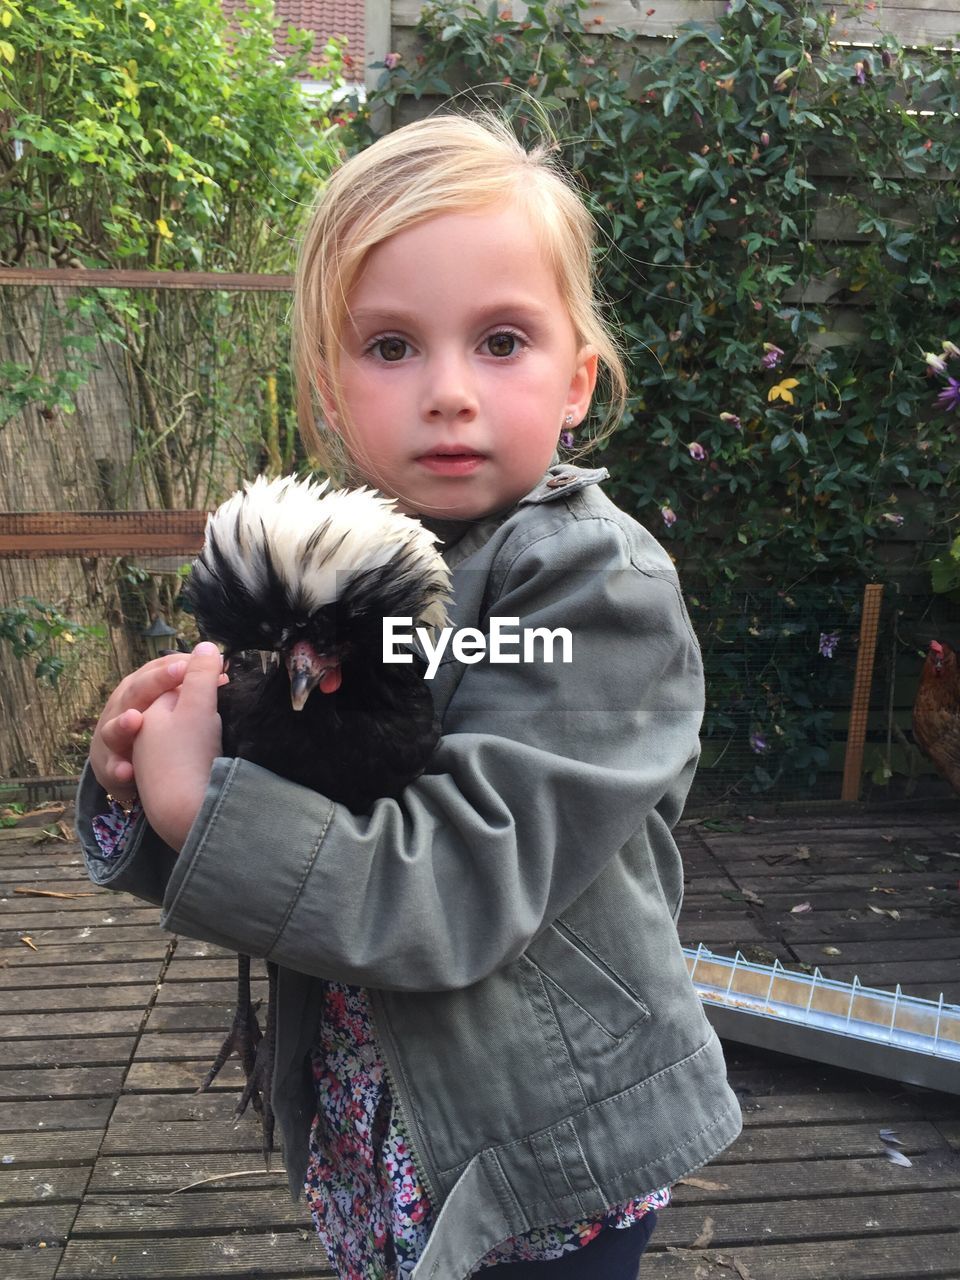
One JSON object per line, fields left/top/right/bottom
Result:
{"left": 330, "top": 205, "right": 597, "bottom": 520}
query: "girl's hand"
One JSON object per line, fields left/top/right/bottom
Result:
{"left": 91, "top": 652, "right": 191, "bottom": 803}
{"left": 132, "top": 641, "right": 225, "bottom": 852}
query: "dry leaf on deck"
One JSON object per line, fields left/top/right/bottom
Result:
{"left": 793, "top": 844, "right": 811, "bottom": 860}
{"left": 679, "top": 1175, "right": 731, "bottom": 1191}
{"left": 790, "top": 902, "right": 812, "bottom": 913}
{"left": 18, "top": 935, "right": 38, "bottom": 951}
{"left": 883, "top": 1146, "right": 912, "bottom": 1167}
{"left": 867, "top": 905, "right": 901, "bottom": 920}
{"left": 733, "top": 1260, "right": 755, "bottom": 1280}
{"left": 742, "top": 889, "right": 765, "bottom": 906}
{"left": 821, "top": 946, "right": 842, "bottom": 956}
{"left": 879, "top": 1128, "right": 904, "bottom": 1145}
{"left": 691, "top": 1216, "right": 715, "bottom": 1248}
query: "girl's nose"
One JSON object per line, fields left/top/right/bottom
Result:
{"left": 422, "top": 354, "right": 479, "bottom": 423}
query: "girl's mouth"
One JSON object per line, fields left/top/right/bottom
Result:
{"left": 417, "top": 452, "right": 486, "bottom": 475}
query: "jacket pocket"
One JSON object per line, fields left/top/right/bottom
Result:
{"left": 524, "top": 920, "right": 650, "bottom": 1041}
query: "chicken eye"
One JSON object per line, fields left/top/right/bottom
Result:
{"left": 486, "top": 332, "right": 517, "bottom": 358}
{"left": 375, "top": 337, "right": 408, "bottom": 362}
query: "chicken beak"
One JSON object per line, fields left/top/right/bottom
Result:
{"left": 285, "top": 640, "right": 340, "bottom": 711}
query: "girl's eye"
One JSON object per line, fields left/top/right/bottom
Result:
{"left": 486, "top": 331, "right": 520, "bottom": 358}
{"left": 374, "top": 337, "right": 408, "bottom": 362}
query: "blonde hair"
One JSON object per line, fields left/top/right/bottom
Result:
{"left": 292, "top": 112, "right": 627, "bottom": 480}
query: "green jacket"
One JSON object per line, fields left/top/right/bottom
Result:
{"left": 79, "top": 462, "right": 741, "bottom": 1279}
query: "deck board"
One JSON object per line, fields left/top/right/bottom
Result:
{"left": 1, "top": 804, "right": 958, "bottom": 1278}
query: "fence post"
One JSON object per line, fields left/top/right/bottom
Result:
{"left": 841, "top": 583, "right": 885, "bottom": 802}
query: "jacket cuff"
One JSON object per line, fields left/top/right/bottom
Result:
{"left": 161, "top": 756, "right": 337, "bottom": 957}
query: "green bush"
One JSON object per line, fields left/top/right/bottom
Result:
{"left": 360, "top": 0, "right": 960, "bottom": 796}
{"left": 0, "top": 0, "right": 345, "bottom": 489}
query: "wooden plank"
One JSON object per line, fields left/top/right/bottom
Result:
{"left": 0, "top": 1067, "right": 124, "bottom": 1102}
{"left": 0, "top": 985, "right": 157, "bottom": 1014}
{"left": 660, "top": 1189, "right": 960, "bottom": 1246}
{"left": 86, "top": 1153, "right": 287, "bottom": 1195}
{"left": 392, "top": 0, "right": 960, "bottom": 46}
{"left": 715, "top": 1119, "right": 949, "bottom": 1163}
{"left": 0, "top": 1037, "right": 137, "bottom": 1070}
{"left": 0, "top": 939, "right": 170, "bottom": 965}
{"left": 0, "top": 1204, "right": 76, "bottom": 1247}
{"left": 131, "top": 1032, "right": 231, "bottom": 1062}
{"left": 0, "top": 1009, "right": 147, "bottom": 1039}
{"left": 102, "top": 1114, "right": 267, "bottom": 1157}
{"left": 122, "top": 1059, "right": 244, "bottom": 1093}
{"left": 0, "top": 1130, "right": 102, "bottom": 1166}
{"left": 671, "top": 1152, "right": 960, "bottom": 1203}
{"left": 57, "top": 1231, "right": 333, "bottom": 1278}
{"left": 0, "top": 1244, "right": 63, "bottom": 1278}
{"left": 0, "top": 898, "right": 157, "bottom": 918}
{"left": 0, "top": 1097, "right": 114, "bottom": 1133}
{"left": 0, "top": 267, "right": 293, "bottom": 293}
{"left": 70, "top": 1189, "right": 309, "bottom": 1236}
{"left": 1, "top": 962, "right": 165, "bottom": 990}
{"left": 0, "top": 1165, "right": 90, "bottom": 1205}
{"left": 640, "top": 1234, "right": 960, "bottom": 1279}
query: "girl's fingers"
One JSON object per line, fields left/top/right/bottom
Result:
{"left": 99, "top": 708, "right": 144, "bottom": 754}
{"left": 121, "top": 657, "right": 188, "bottom": 713}
{"left": 177, "top": 642, "right": 226, "bottom": 714}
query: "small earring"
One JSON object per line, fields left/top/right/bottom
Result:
{"left": 564, "top": 414, "right": 574, "bottom": 426}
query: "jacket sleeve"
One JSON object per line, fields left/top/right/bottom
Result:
{"left": 158, "top": 512, "right": 705, "bottom": 991}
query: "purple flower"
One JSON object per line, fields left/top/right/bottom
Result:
{"left": 937, "top": 377, "right": 960, "bottom": 413}
{"left": 941, "top": 341, "right": 960, "bottom": 359}
{"left": 749, "top": 732, "right": 768, "bottom": 754}
{"left": 687, "top": 441, "right": 707, "bottom": 461}
{"left": 383, "top": 51, "right": 402, "bottom": 70}
{"left": 854, "top": 61, "right": 866, "bottom": 86}
{"left": 559, "top": 430, "right": 575, "bottom": 448}
{"left": 660, "top": 505, "right": 677, "bottom": 528}
{"left": 720, "top": 411, "right": 742, "bottom": 430}
{"left": 924, "top": 351, "right": 948, "bottom": 375}
{"left": 819, "top": 632, "right": 839, "bottom": 658}
{"left": 880, "top": 512, "right": 905, "bottom": 527}
{"left": 760, "top": 130, "right": 770, "bottom": 147}
{"left": 762, "top": 343, "right": 784, "bottom": 370}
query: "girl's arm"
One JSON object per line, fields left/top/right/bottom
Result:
{"left": 153, "top": 515, "right": 703, "bottom": 992}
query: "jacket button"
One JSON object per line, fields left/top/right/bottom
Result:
{"left": 546, "top": 474, "right": 573, "bottom": 488}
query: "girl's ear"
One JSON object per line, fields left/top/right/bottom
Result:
{"left": 566, "top": 346, "right": 599, "bottom": 424}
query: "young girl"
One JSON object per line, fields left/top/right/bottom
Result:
{"left": 80, "top": 114, "right": 741, "bottom": 1279}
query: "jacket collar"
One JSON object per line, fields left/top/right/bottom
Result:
{"left": 420, "top": 459, "right": 609, "bottom": 557}
{"left": 516, "top": 460, "right": 610, "bottom": 506}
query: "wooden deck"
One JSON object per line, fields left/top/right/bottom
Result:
{"left": 1, "top": 801, "right": 958, "bottom": 1279}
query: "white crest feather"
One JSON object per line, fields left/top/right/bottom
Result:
{"left": 203, "top": 475, "right": 451, "bottom": 630}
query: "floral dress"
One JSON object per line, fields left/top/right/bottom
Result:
{"left": 304, "top": 982, "right": 669, "bottom": 1280}
{"left": 93, "top": 801, "right": 669, "bottom": 1279}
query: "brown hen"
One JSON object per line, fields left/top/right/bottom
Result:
{"left": 912, "top": 640, "right": 960, "bottom": 794}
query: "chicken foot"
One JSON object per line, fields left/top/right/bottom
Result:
{"left": 234, "top": 958, "right": 278, "bottom": 1168}
{"left": 197, "top": 951, "right": 263, "bottom": 1104}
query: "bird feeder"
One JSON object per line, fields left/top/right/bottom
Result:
{"left": 685, "top": 944, "right": 960, "bottom": 1095}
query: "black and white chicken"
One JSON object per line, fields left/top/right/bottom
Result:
{"left": 183, "top": 475, "right": 451, "bottom": 1163}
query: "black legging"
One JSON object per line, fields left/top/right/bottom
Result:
{"left": 479, "top": 1210, "right": 658, "bottom": 1279}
